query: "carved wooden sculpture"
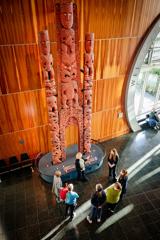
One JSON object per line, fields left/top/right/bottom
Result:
{"left": 56, "top": 0, "right": 84, "bottom": 160}
{"left": 39, "top": 30, "right": 62, "bottom": 164}
{"left": 38, "top": 0, "right": 94, "bottom": 164}
{"left": 83, "top": 33, "right": 94, "bottom": 154}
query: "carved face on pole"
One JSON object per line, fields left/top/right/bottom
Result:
{"left": 39, "top": 30, "right": 50, "bottom": 55}
{"left": 85, "top": 33, "right": 94, "bottom": 53}
{"left": 60, "top": 3, "right": 73, "bottom": 29}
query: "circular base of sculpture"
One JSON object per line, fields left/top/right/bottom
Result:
{"left": 38, "top": 144, "right": 105, "bottom": 183}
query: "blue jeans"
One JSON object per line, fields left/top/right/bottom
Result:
{"left": 89, "top": 205, "right": 102, "bottom": 220}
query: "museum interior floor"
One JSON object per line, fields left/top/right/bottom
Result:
{"left": 0, "top": 128, "right": 160, "bottom": 240}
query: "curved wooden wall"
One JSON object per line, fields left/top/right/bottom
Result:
{"left": 0, "top": 0, "right": 160, "bottom": 159}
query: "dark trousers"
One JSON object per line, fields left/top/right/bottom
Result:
{"left": 89, "top": 205, "right": 102, "bottom": 220}
{"left": 76, "top": 170, "right": 81, "bottom": 180}
{"left": 81, "top": 170, "right": 87, "bottom": 181}
{"left": 109, "top": 167, "right": 116, "bottom": 180}
{"left": 106, "top": 202, "right": 118, "bottom": 211}
{"left": 65, "top": 204, "right": 75, "bottom": 219}
{"left": 77, "top": 170, "right": 87, "bottom": 181}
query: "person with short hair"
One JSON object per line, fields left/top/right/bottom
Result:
{"left": 118, "top": 169, "right": 128, "bottom": 200}
{"left": 146, "top": 114, "right": 160, "bottom": 130}
{"left": 75, "top": 152, "right": 87, "bottom": 181}
{"left": 105, "top": 182, "right": 122, "bottom": 213}
{"left": 52, "top": 170, "right": 62, "bottom": 203}
{"left": 65, "top": 184, "right": 79, "bottom": 220}
{"left": 87, "top": 184, "right": 106, "bottom": 224}
{"left": 149, "top": 109, "right": 160, "bottom": 122}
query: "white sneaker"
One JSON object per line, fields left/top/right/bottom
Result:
{"left": 97, "top": 218, "right": 101, "bottom": 222}
{"left": 87, "top": 216, "right": 92, "bottom": 224}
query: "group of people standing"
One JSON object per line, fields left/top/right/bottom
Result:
{"left": 52, "top": 148, "right": 128, "bottom": 223}
{"left": 87, "top": 148, "right": 128, "bottom": 223}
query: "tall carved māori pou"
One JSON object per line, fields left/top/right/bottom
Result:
{"left": 83, "top": 33, "right": 94, "bottom": 154}
{"left": 56, "top": 0, "right": 84, "bottom": 160}
{"left": 39, "top": 30, "right": 62, "bottom": 164}
{"left": 39, "top": 0, "right": 94, "bottom": 163}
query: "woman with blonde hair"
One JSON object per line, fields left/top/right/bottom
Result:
{"left": 52, "top": 170, "right": 62, "bottom": 203}
{"left": 107, "top": 148, "right": 119, "bottom": 182}
{"left": 87, "top": 183, "right": 106, "bottom": 223}
{"left": 118, "top": 169, "right": 128, "bottom": 200}
{"left": 65, "top": 183, "right": 79, "bottom": 220}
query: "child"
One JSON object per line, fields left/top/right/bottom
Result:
{"left": 60, "top": 183, "right": 68, "bottom": 202}
{"left": 65, "top": 184, "right": 79, "bottom": 220}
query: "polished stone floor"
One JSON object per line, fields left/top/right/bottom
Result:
{"left": 0, "top": 129, "right": 160, "bottom": 240}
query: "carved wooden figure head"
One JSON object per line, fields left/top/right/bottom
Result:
{"left": 85, "top": 33, "right": 94, "bottom": 53}
{"left": 60, "top": 2, "right": 73, "bottom": 29}
{"left": 41, "top": 54, "right": 53, "bottom": 72}
{"left": 39, "top": 30, "right": 50, "bottom": 55}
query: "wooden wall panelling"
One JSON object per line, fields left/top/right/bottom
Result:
{"left": 91, "top": 109, "right": 129, "bottom": 141}
{"left": 76, "top": 0, "right": 138, "bottom": 39}
{"left": 65, "top": 125, "right": 79, "bottom": 148}
{"left": 0, "top": 90, "right": 48, "bottom": 134}
{"left": 94, "top": 77, "right": 124, "bottom": 113}
{"left": 0, "top": 0, "right": 37, "bottom": 44}
{"left": 129, "top": 0, "right": 160, "bottom": 37}
{"left": 0, "top": 46, "right": 20, "bottom": 93}
{"left": 0, "top": 96, "right": 11, "bottom": 134}
{"left": 14, "top": 44, "right": 42, "bottom": 91}
{"left": 0, "top": 125, "right": 49, "bottom": 159}
{"left": 94, "top": 38, "right": 139, "bottom": 81}
{"left": 34, "top": 0, "right": 56, "bottom": 42}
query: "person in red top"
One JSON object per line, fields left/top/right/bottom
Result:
{"left": 60, "top": 183, "right": 68, "bottom": 202}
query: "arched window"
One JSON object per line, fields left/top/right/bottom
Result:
{"left": 126, "top": 17, "right": 160, "bottom": 131}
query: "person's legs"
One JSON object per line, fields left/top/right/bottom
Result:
{"left": 65, "top": 204, "right": 70, "bottom": 217}
{"left": 70, "top": 204, "right": 75, "bottom": 219}
{"left": 81, "top": 170, "right": 88, "bottom": 181}
{"left": 87, "top": 205, "right": 97, "bottom": 223}
{"left": 77, "top": 170, "right": 81, "bottom": 180}
{"left": 109, "top": 167, "right": 112, "bottom": 177}
{"left": 112, "top": 167, "right": 117, "bottom": 181}
{"left": 97, "top": 207, "right": 102, "bottom": 222}
{"left": 110, "top": 203, "right": 117, "bottom": 212}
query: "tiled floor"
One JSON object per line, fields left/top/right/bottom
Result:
{"left": 0, "top": 129, "right": 160, "bottom": 240}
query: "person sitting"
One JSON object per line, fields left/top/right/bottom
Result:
{"left": 146, "top": 114, "right": 160, "bottom": 130}
{"left": 149, "top": 109, "right": 160, "bottom": 122}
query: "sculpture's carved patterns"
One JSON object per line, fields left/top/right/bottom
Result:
{"left": 59, "top": 108, "right": 83, "bottom": 160}
{"left": 38, "top": 3, "right": 94, "bottom": 163}
{"left": 83, "top": 33, "right": 94, "bottom": 155}
{"left": 39, "top": 30, "right": 62, "bottom": 164}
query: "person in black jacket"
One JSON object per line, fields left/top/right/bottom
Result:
{"left": 75, "top": 152, "right": 87, "bottom": 181}
{"left": 87, "top": 184, "right": 106, "bottom": 223}
{"left": 75, "top": 152, "right": 83, "bottom": 181}
{"left": 108, "top": 148, "right": 119, "bottom": 182}
{"left": 118, "top": 169, "right": 128, "bottom": 200}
